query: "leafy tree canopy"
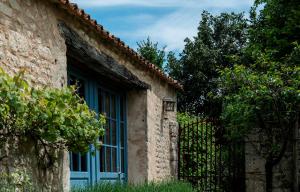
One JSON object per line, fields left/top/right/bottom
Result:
{"left": 220, "top": 0, "right": 300, "bottom": 145}
{"left": 218, "top": 0, "right": 300, "bottom": 191}
{"left": 248, "top": 0, "right": 300, "bottom": 62}
{"left": 137, "top": 37, "right": 166, "bottom": 69}
{"left": 167, "top": 11, "right": 248, "bottom": 116}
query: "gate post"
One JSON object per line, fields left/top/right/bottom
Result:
{"left": 170, "top": 121, "right": 179, "bottom": 178}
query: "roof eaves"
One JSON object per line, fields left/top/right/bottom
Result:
{"left": 56, "top": 0, "right": 183, "bottom": 91}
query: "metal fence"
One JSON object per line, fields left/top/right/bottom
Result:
{"left": 178, "top": 118, "right": 245, "bottom": 192}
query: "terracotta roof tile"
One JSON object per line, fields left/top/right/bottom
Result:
{"left": 55, "top": 0, "right": 183, "bottom": 90}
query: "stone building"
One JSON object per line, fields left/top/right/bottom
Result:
{"left": 0, "top": 0, "right": 181, "bottom": 191}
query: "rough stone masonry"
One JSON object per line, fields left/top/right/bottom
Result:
{"left": 0, "top": 0, "right": 179, "bottom": 191}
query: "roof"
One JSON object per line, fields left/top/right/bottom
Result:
{"left": 55, "top": 0, "right": 183, "bottom": 90}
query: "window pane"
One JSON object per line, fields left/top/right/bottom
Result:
{"left": 121, "top": 149, "right": 125, "bottom": 173}
{"left": 98, "top": 89, "right": 103, "bottom": 114}
{"left": 81, "top": 153, "right": 87, "bottom": 172}
{"left": 72, "top": 153, "right": 79, "bottom": 171}
{"left": 120, "top": 97, "right": 124, "bottom": 121}
{"left": 77, "top": 81, "right": 85, "bottom": 100}
{"left": 105, "top": 120, "right": 110, "bottom": 145}
{"left": 99, "top": 134, "right": 104, "bottom": 144}
{"left": 120, "top": 123, "right": 124, "bottom": 147}
{"left": 111, "top": 95, "right": 116, "bottom": 119}
{"left": 111, "top": 148, "right": 117, "bottom": 172}
{"left": 100, "top": 147, "right": 105, "bottom": 172}
{"left": 106, "top": 147, "right": 111, "bottom": 172}
{"left": 105, "top": 94, "right": 110, "bottom": 117}
{"left": 111, "top": 121, "right": 117, "bottom": 146}
{"left": 69, "top": 75, "right": 78, "bottom": 86}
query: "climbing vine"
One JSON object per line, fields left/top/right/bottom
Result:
{"left": 0, "top": 67, "right": 105, "bottom": 169}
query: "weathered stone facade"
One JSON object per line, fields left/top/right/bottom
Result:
{"left": 245, "top": 128, "right": 298, "bottom": 192}
{"left": 0, "top": 0, "right": 68, "bottom": 191}
{"left": 0, "top": 0, "right": 179, "bottom": 191}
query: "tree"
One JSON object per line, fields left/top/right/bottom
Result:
{"left": 219, "top": 0, "right": 300, "bottom": 191}
{"left": 137, "top": 37, "right": 166, "bottom": 69}
{"left": 220, "top": 46, "right": 300, "bottom": 192}
{"left": 165, "top": 51, "right": 182, "bottom": 78}
{"left": 169, "top": 11, "right": 248, "bottom": 116}
{"left": 247, "top": 0, "right": 300, "bottom": 62}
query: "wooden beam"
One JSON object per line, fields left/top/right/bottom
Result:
{"left": 58, "top": 21, "right": 150, "bottom": 90}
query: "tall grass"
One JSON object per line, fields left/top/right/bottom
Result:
{"left": 72, "top": 180, "right": 195, "bottom": 192}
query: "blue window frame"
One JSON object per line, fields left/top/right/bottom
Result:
{"left": 96, "top": 89, "right": 127, "bottom": 181}
{"left": 68, "top": 68, "right": 127, "bottom": 187}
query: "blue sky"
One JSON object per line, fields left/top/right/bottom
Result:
{"left": 71, "top": 0, "right": 254, "bottom": 52}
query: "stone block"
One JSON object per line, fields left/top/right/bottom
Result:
{"left": 9, "top": 0, "right": 21, "bottom": 11}
{"left": 8, "top": 30, "right": 30, "bottom": 57}
{"left": 0, "top": 2, "right": 13, "bottom": 17}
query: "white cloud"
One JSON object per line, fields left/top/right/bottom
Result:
{"left": 71, "top": 0, "right": 254, "bottom": 50}
{"left": 71, "top": 0, "right": 253, "bottom": 9}
{"left": 125, "top": 8, "right": 200, "bottom": 51}
{"left": 119, "top": 14, "right": 156, "bottom": 23}
{"left": 122, "top": 3, "right": 253, "bottom": 51}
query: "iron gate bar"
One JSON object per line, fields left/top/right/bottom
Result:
{"left": 193, "top": 118, "right": 196, "bottom": 181}
{"left": 205, "top": 120, "right": 208, "bottom": 189}
{"left": 178, "top": 117, "right": 245, "bottom": 192}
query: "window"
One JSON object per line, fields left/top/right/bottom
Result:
{"left": 68, "top": 75, "right": 88, "bottom": 173}
{"left": 98, "top": 91, "right": 126, "bottom": 174}
{"left": 68, "top": 70, "right": 127, "bottom": 186}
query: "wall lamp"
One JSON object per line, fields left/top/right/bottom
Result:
{"left": 163, "top": 97, "right": 176, "bottom": 112}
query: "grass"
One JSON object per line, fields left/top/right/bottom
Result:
{"left": 72, "top": 180, "right": 196, "bottom": 192}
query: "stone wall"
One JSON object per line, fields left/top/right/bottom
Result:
{"left": 0, "top": 0, "right": 69, "bottom": 191}
{"left": 127, "top": 89, "right": 148, "bottom": 183}
{"left": 147, "top": 90, "right": 177, "bottom": 181}
{"left": 126, "top": 84, "right": 177, "bottom": 184}
{"left": 0, "top": 0, "right": 178, "bottom": 191}
{"left": 118, "top": 35, "right": 177, "bottom": 182}
{"left": 0, "top": 0, "right": 67, "bottom": 87}
{"left": 245, "top": 129, "right": 297, "bottom": 192}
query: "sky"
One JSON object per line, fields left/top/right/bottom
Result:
{"left": 71, "top": 0, "right": 254, "bottom": 53}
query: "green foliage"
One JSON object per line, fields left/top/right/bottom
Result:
{"left": 219, "top": 0, "right": 300, "bottom": 150}
{"left": 220, "top": 50, "right": 300, "bottom": 131}
{"left": 219, "top": 45, "right": 300, "bottom": 192}
{"left": 0, "top": 169, "right": 35, "bottom": 192}
{"left": 164, "top": 51, "right": 181, "bottom": 78}
{"left": 137, "top": 37, "right": 166, "bottom": 69}
{"left": 248, "top": 0, "right": 300, "bottom": 62}
{"left": 177, "top": 112, "right": 198, "bottom": 125}
{"left": 218, "top": 0, "right": 300, "bottom": 190}
{"left": 168, "top": 11, "right": 248, "bottom": 116}
{"left": 72, "top": 180, "right": 195, "bottom": 192}
{"left": 177, "top": 113, "right": 218, "bottom": 190}
{"left": 0, "top": 68, "right": 105, "bottom": 167}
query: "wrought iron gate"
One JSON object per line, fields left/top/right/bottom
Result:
{"left": 178, "top": 118, "right": 245, "bottom": 192}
